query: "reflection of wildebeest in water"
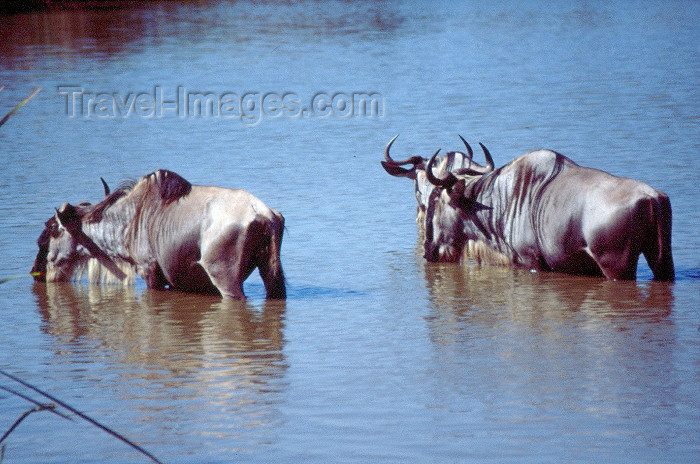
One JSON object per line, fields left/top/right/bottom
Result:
{"left": 382, "top": 136, "right": 674, "bottom": 281}
{"left": 33, "top": 283, "right": 287, "bottom": 398}
{"left": 422, "top": 263, "right": 673, "bottom": 319}
{"left": 31, "top": 170, "right": 286, "bottom": 299}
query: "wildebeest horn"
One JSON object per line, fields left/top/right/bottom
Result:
{"left": 480, "top": 143, "right": 494, "bottom": 172}
{"left": 426, "top": 149, "right": 458, "bottom": 188}
{"left": 458, "top": 135, "right": 474, "bottom": 162}
{"left": 100, "top": 177, "right": 110, "bottom": 196}
{"left": 452, "top": 141, "right": 495, "bottom": 176}
{"left": 383, "top": 134, "right": 424, "bottom": 166}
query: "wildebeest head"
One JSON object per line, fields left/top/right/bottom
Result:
{"left": 32, "top": 203, "right": 87, "bottom": 282}
{"left": 421, "top": 148, "right": 495, "bottom": 262}
{"left": 381, "top": 134, "right": 494, "bottom": 231}
{"left": 31, "top": 215, "right": 61, "bottom": 281}
{"left": 32, "top": 181, "right": 127, "bottom": 282}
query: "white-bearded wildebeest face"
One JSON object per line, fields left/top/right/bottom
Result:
{"left": 382, "top": 136, "right": 675, "bottom": 281}
{"left": 32, "top": 170, "right": 286, "bottom": 299}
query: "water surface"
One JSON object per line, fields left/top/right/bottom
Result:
{"left": 1, "top": 1, "right": 698, "bottom": 463}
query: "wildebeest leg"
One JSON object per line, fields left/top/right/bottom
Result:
{"left": 593, "top": 252, "right": 639, "bottom": 280}
{"left": 645, "top": 241, "right": 675, "bottom": 282}
{"left": 200, "top": 253, "right": 246, "bottom": 299}
{"left": 586, "top": 220, "right": 639, "bottom": 281}
{"left": 552, "top": 250, "right": 604, "bottom": 277}
{"left": 140, "top": 262, "right": 169, "bottom": 290}
{"left": 256, "top": 213, "right": 286, "bottom": 299}
{"left": 199, "top": 222, "right": 261, "bottom": 299}
{"left": 593, "top": 195, "right": 675, "bottom": 282}
{"left": 641, "top": 195, "right": 675, "bottom": 282}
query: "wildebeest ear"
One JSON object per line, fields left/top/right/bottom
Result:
{"left": 55, "top": 202, "right": 82, "bottom": 234}
{"left": 381, "top": 161, "right": 417, "bottom": 179}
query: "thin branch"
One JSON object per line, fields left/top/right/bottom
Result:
{"left": 0, "top": 272, "right": 40, "bottom": 285}
{"left": 0, "top": 385, "right": 71, "bottom": 421}
{"left": 0, "top": 370, "right": 165, "bottom": 464}
{"left": 0, "top": 87, "right": 42, "bottom": 128}
{"left": 0, "top": 405, "right": 55, "bottom": 445}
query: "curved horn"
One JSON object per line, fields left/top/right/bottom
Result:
{"left": 458, "top": 135, "right": 473, "bottom": 162}
{"left": 383, "top": 134, "right": 399, "bottom": 163}
{"left": 426, "top": 149, "right": 458, "bottom": 188}
{"left": 100, "top": 177, "right": 110, "bottom": 196}
{"left": 479, "top": 143, "right": 494, "bottom": 172}
{"left": 383, "top": 134, "right": 424, "bottom": 166}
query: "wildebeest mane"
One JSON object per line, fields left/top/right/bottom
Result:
{"left": 145, "top": 170, "right": 192, "bottom": 205}
{"left": 83, "top": 186, "right": 131, "bottom": 223}
{"left": 83, "top": 170, "right": 191, "bottom": 223}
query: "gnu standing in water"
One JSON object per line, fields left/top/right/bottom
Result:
{"left": 382, "top": 135, "right": 674, "bottom": 281}
{"left": 32, "top": 170, "right": 286, "bottom": 299}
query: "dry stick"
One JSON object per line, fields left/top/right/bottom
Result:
{"left": 0, "top": 405, "right": 56, "bottom": 445}
{"left": 0, "top": 273, "right": 40, "bottom": 285}
{"left": 0, "top": 384, "right": 71, "bottom": 422}
{"left": 0, "top": 370, "right": 165, "bottom": 464}
{"left": 0, "top": 87, "right": 42, "bottom": 128}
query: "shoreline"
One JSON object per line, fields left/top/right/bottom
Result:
{"left": 1, "top": 0, "right": 169, "bottom": 14}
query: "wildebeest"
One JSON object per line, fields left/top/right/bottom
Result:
{"left": 32, "top": 170, "right": 286, "bottom": 299}
{"left": 382, "top": 135, "right": 674, "bottom": 281}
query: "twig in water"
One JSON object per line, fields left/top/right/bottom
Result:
{"left": 0, "top": 404, "right": 57, "bottom": 445}
{"left": 0, "top": 370, "right": 165, "bottom": 464}
{"left": 0, "top": 87, "right": 41, "bottom": 128}
{"left": 0, "top": 384, "right": 72, "bottom": 422}
{"left": 0, "top": 273, "right": 40, "bottom": 285}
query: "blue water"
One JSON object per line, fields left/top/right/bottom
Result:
{"left": 1, "top": 1, "right": 699, "bottom": 462}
